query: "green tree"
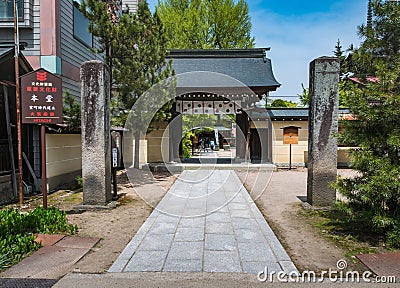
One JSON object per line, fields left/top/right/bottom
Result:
{"left": 81, "top": 0, "right": 174, "bottom": 168}
{"left": 334, "top": 0, "right": 400, "bottom": 248}
{"left": 269, "top": 99, "right": 297, "bottom": 108}
{"left": 349, "top": 0, "right": 400, "bottom": 77}
{"left": 156, "top": 0, "right": 255, "bottom": 49}
{"left": 366, "top": 0, "right": 373, "bottom": 30}
{"left": 297, "top": 83, "right": 309, "bottom": 107}
{"left": 79, "top": 0, "right": 121, "bottom": 79}
{"left": 333, "top": 38, "right": 351, "bottom": 76}
{"left": 112, "top": 1, "right": 173, "bottom": 116}
{"left": 116, "top": 1, "right": 174, "bottom": 168}
{"left": 182, "top": 114, "right": 218, "bottom": 133}
{"left": 333, "top": 38, "right": 344, "bottom": 58}
{"left": 332, "top": 39, "right": 357, "bottom": 108}
{"left": 80, "top": 0, "right": 173, "bottom": 123}
{"left": 62, "top": 92, "right": 81, "bottom": 133}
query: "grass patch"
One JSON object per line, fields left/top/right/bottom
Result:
{"left": 47, "top": 190, "right": 83, "bottom": 207}
{"left": 117, "top": 195, "right": 137, "bottom": 206}
{"left": 298, "top": 208, "right": 387, "bottom": 262}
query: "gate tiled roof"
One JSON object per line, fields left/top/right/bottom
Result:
{"left": 167, "top": 49, "right": 281, "bottom": 94}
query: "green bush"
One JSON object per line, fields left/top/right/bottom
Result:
{"left": 386, "top": 223, "right": 400, "bottom": 248}
{"left": 76, "top": 176, "right": 83, "bottom": 188}
{"left": 0, "top": 253, "right": 11, "bottom": 271}
{"left": 0, "top": 207, "right": 77, "bottom": 270}
{"left": 181, "top": 131, "right": 194, "bottom": 158}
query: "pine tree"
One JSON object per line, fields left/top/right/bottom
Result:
{"left": 333, "top": 38, "right": 349, "bottom": 75}
{"left": 351, "top": 0, "right": 400, "bottom": 77}
{"left": 62, "top": 91, "right": 81, "bottom": 133}
{"left": 113, "top": 1, "right": 172, "bottom": 110}
{"left": 80, "top": 0, "right": 174, "bottom": 168}
{"left": 79, "top": 0, "right": 121, "bottom": 77}
{"left": 366, "top": 0, "right": 373, "bottom": 31}
{"left": 79, "top": 0, "right": 173, "bottom": 123}
{"left": 334, "top": 0, "right": 400, "bottom": 248}
{"left": 297, "top": 83, "right": 309, "bottom": 107}
{"left": 333, "top": 39, "right": 343, "bottom": 58}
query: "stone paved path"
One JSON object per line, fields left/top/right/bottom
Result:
{"left": 109, "top": 170, "right": 298, "bottom": 274}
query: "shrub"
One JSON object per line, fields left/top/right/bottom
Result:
{"left": 0, "top": 207, "right": 77, "bottom": 270}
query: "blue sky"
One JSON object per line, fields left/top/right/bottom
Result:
{"left": 148, "top": 0, "right": 368, "bottom": 98}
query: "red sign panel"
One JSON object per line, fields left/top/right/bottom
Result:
{"left": 21, "top": 68, "right": 63, "bottom": 124}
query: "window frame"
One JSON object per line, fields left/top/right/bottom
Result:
{"left": 0, "top": 0, "right": 24, "bottom": 22}
{"left": 72, "top": 1, "right": 93, "bottom": 48}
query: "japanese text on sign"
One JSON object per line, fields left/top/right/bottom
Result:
{"left": 21, "top": 69, "right": 63, "bottom": 124}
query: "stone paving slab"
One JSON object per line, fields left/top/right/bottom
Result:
{"left": 167, "top": 241, "right": 203, "bottom": 260}
{"left": 34, "top": 234, "right": 65, "bottom": 246}
{"left": 55, "top": 236, "right": 99, "bottom": 249}
{"left": 108, "top": 169, "right": 298, "bottom": 275}
{"left": 124, "top": 250, "right": 168, "bottom": 272}
{"left": 205, "top": 234, "right": 237, "bottom": 251}
{"left": 356, "top": 252, "right": 400, "bottom": 278}
{"left": 1, "top": 236, "right": 99, "bottom": 279}
{"left": 204, "top": 250, "right": 242, "bottom": 273}
{"left": 164, "top": 258, "right": 203, "bottom": 272}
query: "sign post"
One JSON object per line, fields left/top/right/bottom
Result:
{"left": 41, "top": 125, "right": 47, "bottom": 208}
{"left": 14, "top": 0, "right": 23, "bottom": 205}
{"left": 20, "top": 69, "right": 63, "bottom": 209}
{"left": 283, "top": 126, "right": 300, "bottom": 170}
{"left": 111, "top": 131, "right": 122, "bottom": 199}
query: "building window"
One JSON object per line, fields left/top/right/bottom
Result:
{"left": 0, "top": 0, "right": 24, "bottom": 21}
{"left": 73, "top": 2, "right": 93, "bottom": 47}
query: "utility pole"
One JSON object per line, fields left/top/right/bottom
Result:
{"left": 14, "top": 0, "right": 23, "bottom": 205}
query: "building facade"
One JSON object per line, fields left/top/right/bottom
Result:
{"left": 0, "top": 0, "right": 137, "bottom": 97}
{"left": 0, "top": 0, "right": 138, "bottom": 204}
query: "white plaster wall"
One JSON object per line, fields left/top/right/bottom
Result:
{"left": 46, "top": 134, "right": 81, "bottom": 178}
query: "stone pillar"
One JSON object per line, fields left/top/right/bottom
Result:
{"left": 81, "top": 61, "right": 112, "bottom": 205}
{"left": 307, "top": 57, "right": 340, "bottom": 207}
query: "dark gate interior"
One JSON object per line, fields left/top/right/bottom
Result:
{"left": 250, "top": 128, "right": 269, "bottom": 163}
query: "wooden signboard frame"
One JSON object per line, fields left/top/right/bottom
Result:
{"left": 282, "top": 126, "right": 301, "bottom": 170}
{"left": 283, "top": 126, "right": 299, "bottom": 145}
{"left": 21, "top": 68, "right": 63, "bottom": 124}
{"left": 20, "top": 69, "right": 63, "bottom": 209}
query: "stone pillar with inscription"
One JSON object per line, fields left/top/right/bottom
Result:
{"left": 307, "top": 57, "right": 340, "bottom": 207}
{"left": 80, "top": 61, "right": 112, "bottom": 205}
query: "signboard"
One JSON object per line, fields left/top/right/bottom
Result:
{"left": 112, "top": 148, "right": 118, "bottom": 168}
{"left": 21, "top": 68, "right": 63, "bottom": 124}
{"left": 111, "top": 131, "right": 122, "bottom": 168}
{"left": 283, "top": 126, "right": 299, "bottom": 145}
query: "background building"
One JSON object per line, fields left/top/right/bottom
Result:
{"left": 0, "top": 0, "right": 138, "bottom": 204}
{"left": 0, "top": 0, "right": 137, "bottom": 97}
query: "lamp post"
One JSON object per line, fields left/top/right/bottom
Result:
{"left": 14, "top": 0, "right": 23, "bottom": 205}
